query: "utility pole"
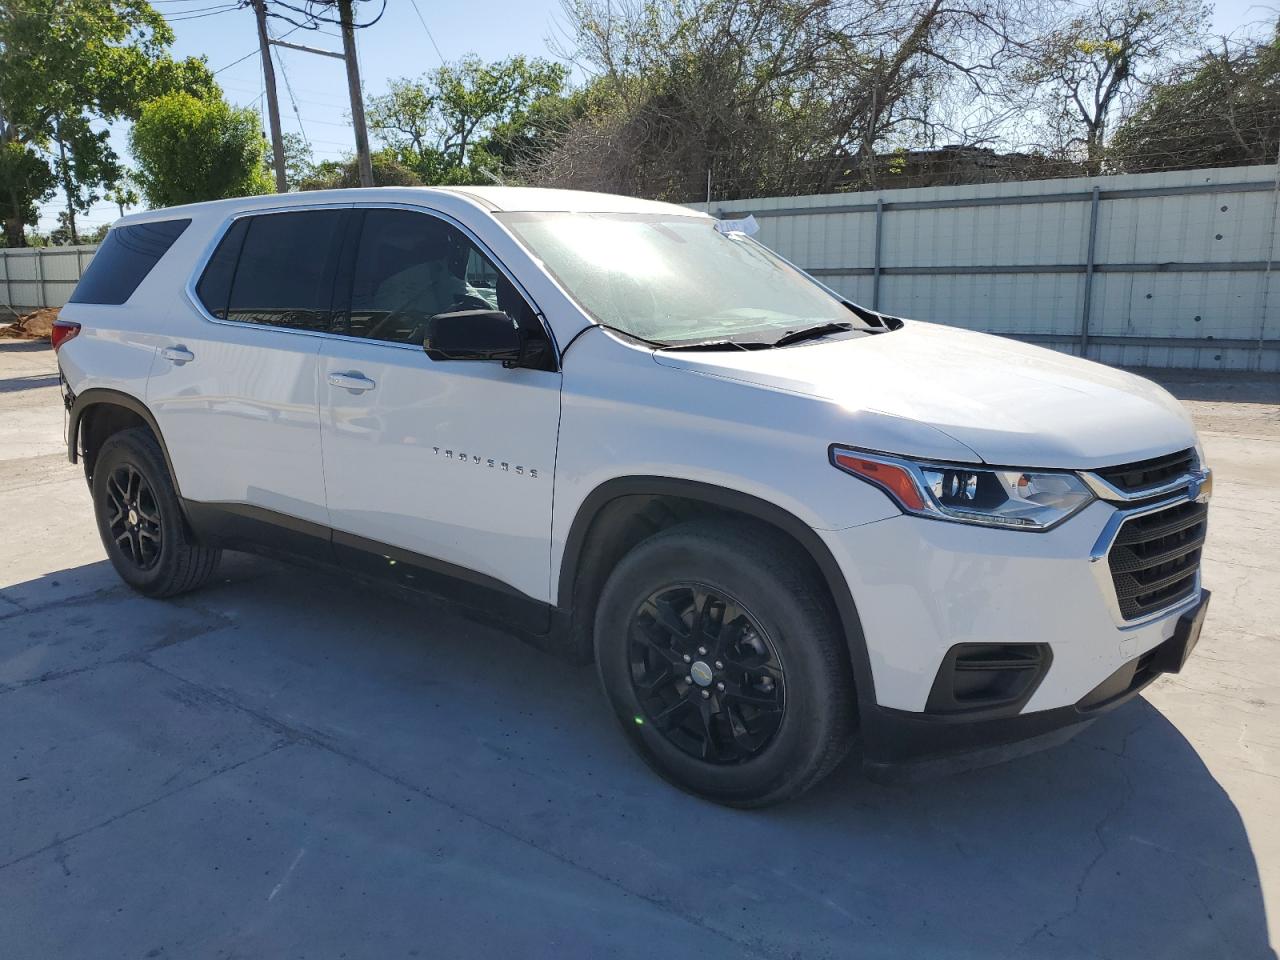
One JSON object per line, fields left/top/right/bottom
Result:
{"left": 251, "top": 0, "right": 288, "bottom": 193}
{"left": 337, "top": 0, "right": 374, "bottom": 187}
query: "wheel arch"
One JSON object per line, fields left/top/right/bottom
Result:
{"left": 68, "top": 388, "right": 182, "bottom": 497}
{"left": 557, "top": 476, "right": 877, "bottom": 721}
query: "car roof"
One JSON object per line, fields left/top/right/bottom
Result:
{"left": 113, "top": 186, "right": 708, "bottom": 226}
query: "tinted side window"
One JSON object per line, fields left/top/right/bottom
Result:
{"left": 194, "top": 218, "right": 249, "bottom": 319}
{"left": 69, "top": 219, "right": 190, "bottom": 305}
{"left": 345, "top": 209, "right": 541, "bottom": 349}
{"left": 224, "top": 210, "right": 346, "bottom": 331}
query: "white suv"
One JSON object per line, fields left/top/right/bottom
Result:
{"left": 55, "top": 187, "right": 1211, "bottom": 806}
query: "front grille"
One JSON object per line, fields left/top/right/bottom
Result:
{"left": 1095, "top": 448, "right": 1196, "bottom": 495}
{"left": 1108, "top": 500, "right": 1207, "bottom": 620}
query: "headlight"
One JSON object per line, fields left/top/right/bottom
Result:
{"left": 830, "top": 447, "right": 1095, "bottom": 530}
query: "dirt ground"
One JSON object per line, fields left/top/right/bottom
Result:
{"left": 0, "top": 308, "right": 59, "bottom": 340}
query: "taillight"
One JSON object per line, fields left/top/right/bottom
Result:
{"left": 50, "top": 319, "right": 81, "bottom": 352}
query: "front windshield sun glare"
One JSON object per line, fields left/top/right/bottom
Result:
{"left": 498, "top": 211, "right": 876, "bottom": 347}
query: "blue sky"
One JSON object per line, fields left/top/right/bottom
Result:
{"left": 41, "top": 0, "right": 1279, "bottom": 233}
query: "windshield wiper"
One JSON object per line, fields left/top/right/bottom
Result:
{"left": 659, "top": 339, "right": 772, "bottom": 352}
{"left": 771, "top": 322, "right": 855, "bottom": 347}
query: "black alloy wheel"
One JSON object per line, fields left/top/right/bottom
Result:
{"left": 104, "top": 462, "right": 163, "bottom": 571}
{"left": 629, "top": 584, "right": 785, "bottom": 763}
{"left": 594, "top": 518, "right": 857, "bottom": 807}
{"left": 91, "top": 427, "right": 221, "bottom": 598}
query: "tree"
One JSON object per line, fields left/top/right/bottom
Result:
{"left": 1110, "top": 27, "right": 1280, "bottom": 171}
{"left": 367, "top": 55, "right": 569, "bottom": 183}
{"left": 0, "top": 0, "right": 215, "bottom": 245}
{"left": 280, "top": 133, "right": 315, "bottom": 190}
{"left": 107, "top": 178, "right": 139, "bottom": 218}
{"left": 0, "top": 142, "right": 55, "bottom": 247}
{"left": 536, "top": 0, "right": 1040, "bottom": 200}
{"left": 1019, "top": 0, "right": 1210, "bottom": 172}
{"left": 367, "top": 78, "right": 437, "bottom": 156}
{"left": 129, "top": 92, "right": 272, "bottom": 207}
{"left": 298, "top": 150, "right": 423, "bottom": 190}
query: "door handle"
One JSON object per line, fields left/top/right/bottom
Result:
{"left": 327, "top": 371, "right": 376, "bottom": 393}
{"left": 160, "top": 346, "right": 194, "bottom": 365}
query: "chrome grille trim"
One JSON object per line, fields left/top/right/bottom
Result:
{"left": 1090, "top": 489, "right": 1209, "bottom": 624}
{"left": 1080, "top": 451, "right": 1207, "bottom": 503}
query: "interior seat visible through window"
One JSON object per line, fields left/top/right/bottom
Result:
{"left": 343, "top": 208, "right": 549, "bottom": 366}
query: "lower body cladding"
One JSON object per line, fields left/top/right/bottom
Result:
{"left": 822, "top": 495, "right": 1209, "bottom": 779}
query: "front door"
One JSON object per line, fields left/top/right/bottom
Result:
{"left": 318, "top": 207, "right": 561, "bottom": 603}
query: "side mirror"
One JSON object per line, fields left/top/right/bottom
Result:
{"left": 423, "top": 310, "right": 524, "bottom": 365}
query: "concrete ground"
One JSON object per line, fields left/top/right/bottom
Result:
{"left": 1, "top": 338, "right": 1277, "bottom": 960}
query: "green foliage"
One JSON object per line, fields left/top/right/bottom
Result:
{"left": 0, "top": 0, "right": 217, "bottom": 244}
{"left": 107, "top": 178, "right": 140, "bottom": 217}
{"left": 367, "top": 55, "right": 568, "bottom": 184}
{"left": 129, "top": 92, "right": 272, "bottom": 207}
{"left": 0, "top": 143, "right": 56, "bottom": 247}
{"left": 1111, "top": 29, "right": 1280, "bottom": 171}
{"left": 276, "top": 133, "right": 316, "bottom": 190}
{"left": 298, "top": 150, "right": 424, "bottom": 190}
{"left": 1022, "top": 0, "right": 1210, "bottom": 167}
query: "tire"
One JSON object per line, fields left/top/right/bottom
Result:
{"left": 92, "top": 427, "right": 221, "bottom": 598}
{"left": 594, "top": 518, "right": 856, "bottom": 807}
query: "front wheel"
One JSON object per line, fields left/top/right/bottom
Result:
{"left": 92, "top": 427, "right": 221, "bottom": 598}
{"left": 594, "top": 520, "right": 856, "bottom": 807}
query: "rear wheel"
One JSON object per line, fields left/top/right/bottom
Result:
{"left": 594, "top": 519, "right": 856, "bottom": 807}
{"left": 92, "top": 428, "right": 220, "bottom": 597}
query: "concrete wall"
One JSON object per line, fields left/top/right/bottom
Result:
{"left": 713, "top": 165, "right": 1280, "bottom": 372}
{"left": 0, "top": 245, "right": 98, "bottom": 316}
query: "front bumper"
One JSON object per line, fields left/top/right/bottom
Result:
{"left": 820, "top": 496, "right": 1208, "bottom": 775}
{"left": 860, "top": 594, "right": 1207, "bottom": 779}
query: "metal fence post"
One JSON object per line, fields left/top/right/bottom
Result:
{"left": 872, "top": 198, "right": 884, "bottom": 310}
{"left": 1, "top": 250, "right": 11, "bottom": 316}
{"left": 1079, "top": 185, "right": 1101, "bottom": 356}
{"left": 1259, "top": 162, "right": 1280, "bottom": 372}
{"left": 34, "top": 247, "right": 45, "bottom": 309}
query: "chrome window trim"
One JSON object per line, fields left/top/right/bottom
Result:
{"left": 1088, "top": 488, "right": 1209, "bottom": 627}
{"left": 182, "top": 199, "right": 561, "bottom": 367}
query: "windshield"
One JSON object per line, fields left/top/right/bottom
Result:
{"left": 497, "top": 211, "right": 870, "bottom": 346}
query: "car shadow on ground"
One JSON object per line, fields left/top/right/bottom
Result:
{"left": 0, "top": 339, "right": 51, "bottom": 353}
{"left": 0, "top": 372, "right": 59, "bottom": 394}
{"left": 1132, "top": 367, "right": 1280, "bottom": 405}
{"left": 1, "top": 553, "right": 1273, "bottom": 959}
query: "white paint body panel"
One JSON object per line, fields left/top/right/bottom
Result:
{"left": 653, "top": 320, "right": 1198, "bottom": 467}
{"left": 317, "top": 338, "right": 561, "bottom": 601}
{"left": 146, "top": 304, "right": 330, "bottom": 526}
{"left": 58, "top": 186, "right": 1208, "bottom": 724}
{"left": 822, "top": 506, "right": 1187, "bottom": 712}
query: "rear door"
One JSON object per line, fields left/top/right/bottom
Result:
{"left": 317, "top": 205, "right": 562, "bottom": 602}
{"left": 148, "top": 207, "right": 349, "bottom": 529}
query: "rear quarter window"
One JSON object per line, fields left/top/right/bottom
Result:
{"left": 68, "top": 218, "right": 191, "bottom": 305}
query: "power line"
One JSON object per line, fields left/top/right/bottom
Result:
{"left": 163, "top": 3, "right": 242, "bottom": 22}
{"left": 407, "top": 0, "right": 445, "bottom": 65}
{"left": 271, "top": 37, "right": 311, "bottom": 149}
{"left": 215, "top": 22, "right": 306, "bottom": 75}
{"left": 264, "top": 0, "right": 386, "bottom": 31}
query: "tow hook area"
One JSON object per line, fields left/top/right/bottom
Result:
{"left": 61, "top": 373, "right": 76, "bottom": 450}
{"left": 60, "top": 370, "right": 76, "bottom": 411}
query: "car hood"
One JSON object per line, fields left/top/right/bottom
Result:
{"left": 652, "top": 320, "right": 1198, "bottom": 468}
